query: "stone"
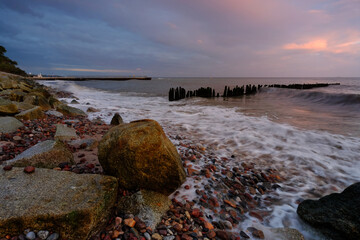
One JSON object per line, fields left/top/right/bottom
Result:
{"left": 37, "top": 230, "right": 49, "bottom": 240}
{"left": 46, "top": 233, "right": 59, "bottom": 240}
{"left": 45, "top": 110, "right": 63, "bottom": 117}
{"left": 252, "top": 229, "right": 264, "bottom": 239}
{"left": 5, "top": 140, "right": 74, "bottom": 169}
{"left": 3, "top": 165, "right": 12, "bottom": 171}
{"left": 23, "top": 166, "right": 35, "bottom": 173}
{"left": 110, "top": 113, "right": 123, "bottom": 125}
{"left": 55, "top": 124, "right": 78, "bottom": 141}
{"left": 13, "top": 102, "right": 36, "bottom": 111}
{"left": 23, "top": 93, "right": 51, "bottom": 111}
{"left": 0, "top": 117, "right": 24, "bottom": 133}
{"left": 152, "top": 233, "right": 162, "bottom": 240}
{"left": 0, "top": 97, "right": 18, "bottom": 115}
{"left": 69, "top": 138, "right": 98, "bottom": 150}
{"left": 144, "top": 232, "right": 151, "bottom": 240}
{"left": 98, "top": 119, "right": 186, "bottom": 195}
{"left": 297, "top": 182, "right": 360, "bottom": 240}
{"left": 124, "top": 218, "right": 136, "bottom": 228}
{"left": 71, "top": 99, "right": 79, "bottom": 104}
{"left": 56, "top": 104, "right": 87, "bottom": 117}
{"left": 0, "top": 168, "right": 118, "bottom": 239}
{"left": 87, "top": 107, "right": 100, "bottom": 113}
{"left": 117, "top": 190, "right": 171, "bottom": 230}
{"left": 25, "top": 231, "right": 35, "bottom": 240}
{"left": 15, "top": 106, "right": 44, "bottom": 120}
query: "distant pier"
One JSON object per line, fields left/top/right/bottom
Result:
{"left": 29, "top": 76, "right": 152, "bottom": 81}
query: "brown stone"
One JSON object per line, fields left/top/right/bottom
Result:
{"left": 23, "top": 166, "right": 35, "bottom": 173}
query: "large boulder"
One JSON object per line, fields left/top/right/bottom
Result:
{"left": 0, "top": 97, "right": 18, "bottom": 115}
{"left": 117, "top": 190, "right": 171, "bottom": 230}
{"left": 98, "top": 119, "right": 186, "bottom": 195}
{"left": 5, "top": 140, "right": 74, "bottom": 168}
{"left": 0, "top": 116, "right": 24, "bottom": 133}
{"left": 56, "top": 104, "right": 87, "bottom": 117}
{"left": 0, "top": 168, "right": 118, "bottom": 239}
{"left": 23, "top": 93, "right": 51, "bottom": 110}
{"left": 15, "top": 106, "right": 44, "bottom": 120}
{"left": 110, "top": 113, "right": 123, "bottom": 125}
{"left": 297, "top": 182, "right": 360, "bottom": 240}
{"left": 13, "top": 101, "right": 36, "bottom": 111}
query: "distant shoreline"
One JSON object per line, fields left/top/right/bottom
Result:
{"left": 28, "top": 76, "right": 152, "bottom": 81}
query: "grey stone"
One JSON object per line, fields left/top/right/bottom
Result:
{"left": 25, "top": 231, "right": 36, "bottom": 240}
{"left": 45, "top": 110, "right": 63, "bottom": 117}
{"left": 117, "top": 190, "right": 171, "bottom": 230}
{"left": 144, "top": 232, "right": 151, "bottom": 240}
{"left": 5, "top": 140, "right": 74, "bottom": 168}
{"left": 55, "top": 124, "right": 78, "bottom": 141}
{"left": 163, "top": 236, "right": 175, "bottom": 240}
{"left": 0, "top": 116, "right": 24, "bottom": 133}
{"left": 0, "top": 168, "right": 118, "bottom": 239}
{"left": 37, "top": 230, "right": 49, "bottom": 240}
{"left": 46, "top": 233, "right": 59, "bottom": 240}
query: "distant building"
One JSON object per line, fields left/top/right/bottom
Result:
{"left": 37, "top": 73, "right": 42, "bottom": 78}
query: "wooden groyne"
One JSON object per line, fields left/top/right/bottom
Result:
{"left": 168, "top": 83, "right": 340, "bottom": 101}
{"left": 29, "top": 76, "right": 151, "bottom": 81}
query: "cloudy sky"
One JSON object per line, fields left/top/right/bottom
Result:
{"left": 0, "top": 0, "right": 359, "bottom": 77}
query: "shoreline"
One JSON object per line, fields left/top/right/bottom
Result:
{"left": 1, "top": 71, "right": 307, "bottom": 239}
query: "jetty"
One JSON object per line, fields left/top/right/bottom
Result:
{"left": 29, "top": 76, "right": 151, "bottom": 81}
{"left": 169, "top": 83, "right": 340, "bottom": 101}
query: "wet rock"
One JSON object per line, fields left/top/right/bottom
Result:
{"left": 269, "top": 228, "right": 304, "bottom": 240}
{"left": 71, "top": 99, "right": 79, "bottom": 104}
{"left": 252, "top": 229, "right": 264, "bottom": 239}
{"left": 0, "top": 97, "right": 18, "bottom": 115}
{"left": 240, "top": 231, "right": 249, "bottom": 239}
{"left": 15, "top": 106, "right": 44, "bottom": 120}
{"left": 0, "top": 168, "right": 118, "bottom": 239}
{"left": 87, "top": 107, "right": 100, "bottom": 113}
{"left": 297, "top": 182, "right": 360, "bottom": 240}
{"left": 110, "top": 113, "right": 123, "bottom": 125}
{"left": 117, "top": 190, "right": 171, "bottom": 230}
{"left": 98, "top": 119, "right": 186, "bottom": 195}
{"left": 55, "top": 124, "right": 78, "bottom": 141}
{"left": 5, "top": 140, "right": 74, "bottom": 169}
{"left": 0, "top": 116, "right": 23, "bottom": 133}
{"left": 56, "top": 104, "right": 87, "bottom": 117}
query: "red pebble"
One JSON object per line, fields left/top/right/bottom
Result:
{"left": 24, "top": 166, "right": 35, "bottom": 173}
{"left": 3, "top": 165, "right": 13, "bottom": 171}
{"left": 86, "top": 163, "right": 95, "bottom": 169}
{"left": 191, "top": 208, "right": 201, "bottom": 218}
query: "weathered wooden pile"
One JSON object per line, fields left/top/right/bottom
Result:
{"left": 168, "top": 82, "right": 340, "bottom": 101}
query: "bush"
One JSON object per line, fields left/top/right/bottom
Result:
{"left": 0, "top": 45, "right": 27, "bottom": 76}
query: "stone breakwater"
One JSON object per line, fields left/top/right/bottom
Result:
{"left": 4, "top": 70, "right": 351, "bottom": 239}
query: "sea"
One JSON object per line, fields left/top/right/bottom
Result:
{"left": 42, "top": 77, "right": 360, "bottom": 239}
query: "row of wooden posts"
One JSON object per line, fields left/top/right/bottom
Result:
{"left": 168, "top": 83, "right": 340, "bottom": 101}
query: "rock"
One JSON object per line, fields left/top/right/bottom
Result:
{"left": 117, "top": 190, "right": 171, "bottom": 230}
{"left": 56, "top": 104, "right": 87, "bottom": 117}
{"left": 152, "top": 233, "right": 162, "bottom": 240}
{"left": 45, "top": 110, "right": 63, "bottom": 117}
{"left": 124, "top": 218, "right": 136, "bottom": 228}
{"left": 3, "top": 165, "right": 12, "bottom": 171}
{"left": 297, "top": 182, "right": 360, "bottom": 240}
{"left": 0, "top": 97, "right": 18, "bottom": 115}
{"left": 37, "top": 230, "right": 49, "bottom": 240}
{"left": 144, "top": 232, "right": 151, "bottom": 240}
{"left": 55, "top": 124, "right": 78, "bottom": 141}
{"left": 71, "top": 99, "right": 79, "bottom": 104}
{"left": 13, "top": 102, "right": 36, "bottom": 111}
{"left": 0, "top": 117, "right": 24, "bottom": 133}
{"left": 98, "top": 119, "right": 186, "bottom": 194}
{"left": 15, "top": 106, "right": 44, "bottom": 120}
{"left": 87, "top": 107, "right": 100, "bottom": 113}
{"left": 110, "top": 113, "right": 123, "bottom": 125}
{"left": 23, "top": 166, "right": 35, "bottom": 173}
{"left": 252, "top": 229, "right": 264, "bottom": 239}
{"left": 5, "top": 140, "right": 74, "bottom": 169}
{"left": 46, "top": 233, "right": 59, "bottom": 240}
{"left": 23, "top": 93, "right": 51, "bottom": 110}
{"left": 0, "top": 168, "right": 118, "bottom": 239}
{"left": 25, "top": 231, "right": 35, "bottom": 240}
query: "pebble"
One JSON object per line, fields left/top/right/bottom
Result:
{"left": 152, "top": 233, "right": 162, "bottom": 240}
{"left": 37, "top": 230, "right": 49, "bottom": 240}
{"left": 25, "top": 232, "right": 35, "bottom": 240}
{"left": 124, "top": 218, "right": 136, "bottom": 228}
{"left": 46, "top": 233, "right": 59, "bottom": 240}
{"left": 163, "top": 236, "right": 175, "bottom": 240}
{"left": 23, "top": 166, "right": 35, "bottom": 174}
{"left": 3, "top": 165, "right": 12, "bottom": 171}
{"left": 252, "top": 229, "right": 264, "bottom": 239}
{"left": 144, "top": 232, "right": 151, "bottom": 240}
{"left": 240, "top": 231, "right": 250, "bottom": 239}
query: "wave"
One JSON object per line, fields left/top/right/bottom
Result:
{"left": 262, "top": 87, "right": 360, "bottom": 107}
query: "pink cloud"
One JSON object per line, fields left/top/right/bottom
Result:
{"left": 284, "top": 39, "right": 328, "bottom": 51}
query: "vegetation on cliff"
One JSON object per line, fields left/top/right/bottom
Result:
{"left": 0, "top": 46, "right": 27, "bottom": 76}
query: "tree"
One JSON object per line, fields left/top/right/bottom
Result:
{"left": 0, "top": 45, "right": 27, "bottom": 76}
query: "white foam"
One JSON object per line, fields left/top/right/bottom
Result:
{"left": 42, "top": 81, "right": 360, "bottom": 239}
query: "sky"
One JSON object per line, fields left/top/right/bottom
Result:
{"left": 0, "top": 0, "right": 359, "bottom": 77}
